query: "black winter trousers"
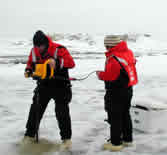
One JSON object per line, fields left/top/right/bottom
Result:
{"left": 25, "top": 84, "right": 72, "bottom": 140}
{"left": 104, "top": 87, "right": 133, "bottom": 145}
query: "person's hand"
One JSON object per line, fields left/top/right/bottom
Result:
{"left": 24, "top": 69, "right": 32, "bottom": 78}
{"left": 48, "top": 58, "right": 56, "bottom": 70}
{"left": 96, "top": 71, "right": 101, "bottom": 80}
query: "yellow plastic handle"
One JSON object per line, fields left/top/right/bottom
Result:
{"left": 49, "top": 65, "right": 54, "bottom": 79}
{"left": 31, "top": 59, "right": 55, "bottom": 80}
{"left": 41, "top": 59, "right": 54, "bottom": 79}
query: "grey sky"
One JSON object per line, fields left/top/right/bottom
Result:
{"left": 1, "top": 0, "right": 167, "bottom": 40}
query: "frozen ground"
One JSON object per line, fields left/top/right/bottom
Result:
{"left": 1, "top": 34, "right": 167, "bottom": 155}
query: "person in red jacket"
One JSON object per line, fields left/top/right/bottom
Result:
{"left": 23, "top": 30, "right": 75, "bottom": 149}
{"left": 96, "top": 35, "right": 138, "bottom": 151}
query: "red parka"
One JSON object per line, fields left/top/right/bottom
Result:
{"left": 26, "top": 37, "right": 75, "bottom": 70}
{"left": 98, "top": 41, "right": 138, "bottom": 87}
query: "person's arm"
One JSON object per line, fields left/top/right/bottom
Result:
{"left": 57, "top": 47, "right": 75, "bottom": 69}
{"left": 97, "top": 58, "right": 121, "bottom": 81}
{"left": 26, "top": 51, "right": 33, "bottom": 70}
{"left": 24, "top": 49, "right": 34, "bottom": 77}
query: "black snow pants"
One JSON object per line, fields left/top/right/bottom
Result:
{"left": 25, "top": 83, "right": 72, "bottom": 140}
{"left": 104, "top": 86, "right": 133, "bottom": 145}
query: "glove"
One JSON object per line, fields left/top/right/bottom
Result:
{"left": 96, "top": 71, "right": 101, "bottom": 80}
{"left": 48, "top": 58, "right": 56, "bottom": 70}
{"left": 24, "top": 68, "right": 32, "bottom": 78}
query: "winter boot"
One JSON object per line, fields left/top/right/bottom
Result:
{"left": 60, "top": 139, "right": 72, "bottom": 150}
{"left": 103, "top": 142, "right": 123, "bottom": 151}
{"left": 21, "top": 136, "right": 35, "bottom": 144}
{"left": 123, "top": 141, "right": 133, "bottom": 147}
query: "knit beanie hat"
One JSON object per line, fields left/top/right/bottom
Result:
{"left": 33, "top": 30, "right": 49, "bottom": 49}
{"left": 104, "top": 35, "right": 121, "bottom": 47}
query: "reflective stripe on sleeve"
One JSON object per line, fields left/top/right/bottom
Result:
{"left": 54, "top": 48, "right": 58, "bottom": 59}
{"left": 32, "top": 48, "right": 36, "bottom": 63}
{"left": 60, "top": 59, "right": 64, "bottom": 68}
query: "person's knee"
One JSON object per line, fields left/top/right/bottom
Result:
{"left": 56, "top": 88, "right": 72, "bottom": 104}
{"left": 64, "top": 89, "right": 72, "bottom": 103}
{"left": 55, "top": 103, "right": 70, "bottom": 116}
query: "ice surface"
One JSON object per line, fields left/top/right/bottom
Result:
{"left": 1, "top": 34, "right": 167, "bottom": 154}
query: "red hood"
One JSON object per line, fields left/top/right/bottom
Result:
{"left": 105, "top": 41, "right": 129, "bottom": 57}
{"left": 47, "top": 36, "right": 62, "bottom": 48}
{"left": 47, "top": 36, "right": 54, "bottom": 47}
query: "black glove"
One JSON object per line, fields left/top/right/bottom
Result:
{"left": 24, "top": 68, "right": 33, "bottom": 78}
